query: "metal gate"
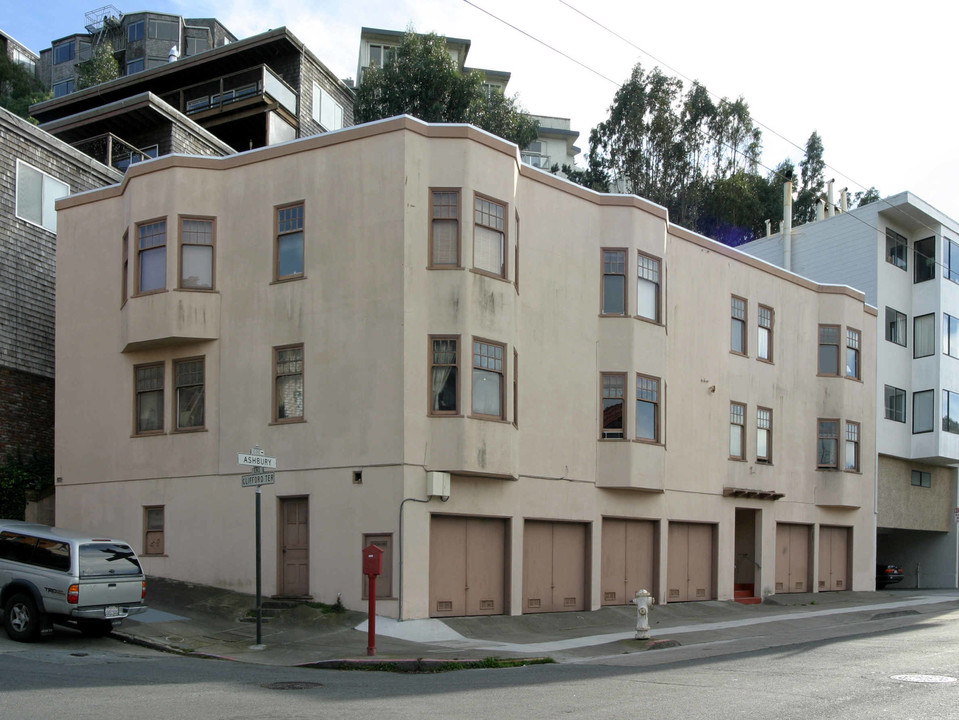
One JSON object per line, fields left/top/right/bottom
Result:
{"left": 429, "top": 515, "right": 506, "bottom": 617}
{"left": 523, "top": 521, "right": 587, "bottom": 613}
{"left": 775, "top": 523, "right": 811, "bottom": 593}
{"left": 601, "top": 519, "right": 654, "bottom": 605}
{"left": 666, "top": 522, "right": 713, "bottom": 602}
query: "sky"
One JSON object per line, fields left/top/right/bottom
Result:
{"left": 5, "top": 0, "right": 958, "bottom": 221}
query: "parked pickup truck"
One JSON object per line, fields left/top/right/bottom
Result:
{"left": 0, "top": 520, "right": 147, "bottom": 642}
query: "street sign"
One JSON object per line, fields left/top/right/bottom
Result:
{"left": 238, "top": 453, "right": 277, "bottom": 468}
{"left": 242, "top": 472, "right": 275, "bottom": 487}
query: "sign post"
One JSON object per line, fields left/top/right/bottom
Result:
{"left": 238, "top": 445, "right": 278, "bottom": 649}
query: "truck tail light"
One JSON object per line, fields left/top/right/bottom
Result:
{"left": 68, "top": 584, "right": 79, "bottom": 604}
{"left": 142, "top": 581, "right": 147, "bottom": 600}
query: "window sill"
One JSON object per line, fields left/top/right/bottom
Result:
{"left": 816, "top": 373, "right": 841, "bottom": 378}
{"left": 468, "top": 414, "right": 511, "bottom": 424}
{"left": 426, "top": 265, "right": 465, "bottom": 271}
{"left": 843, "top": 469, "right": 862, "bottom": 475}
{"left": 469, "top": 268, "right": 510, "bottom": 284}
{"left": 632, "top": 438, "right": 662, "bottom": 446}
{"left": 757, "top": 358, "right": 774, "bottom": 365}
{"left": 270, "top": 418, "right": 306, "bottom": 425}
{"left": 172, "top": 427, "right": 208, "bottom": 434}
{"left": 175, "top": 287, "right": 218, "bottom": 293}
{"left": 132, "top": 288, "right": 168, "bottom": 298}
{"left": 140, "top": 553, "right": 168, "bottom": 558}
{"left": 271, "top": 275, "right": 307, "bottom": 285}
{"left": 633, "top": 315, "right": 663, "bottom": 327}
{"left": 730, "top": 351, "right": 748, "bottom": 358}
{"left": 755, "top": 460, "right": 773, "bottom": 466}
{"left": 598, "top": 437, "right": 627, "bottom": 442}
{"left": 816, "top": 467, "right": 840, "bottom": 472}
{"left": 428, "top": 412, "right": 464, "bottom": 418}
{"left": 131, "top": 431, "right": 166, "bottom": 438}
{"left": 845, "top": 376, "right": 863, "bottom": 383}
{"left": 598, "top": 313, "right": 629, "bottom": 319}
{"left": 728, "top": 457, "right": 747, "bottom": 462}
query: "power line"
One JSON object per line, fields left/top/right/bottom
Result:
{"left": 460, "top": 0, "right": 950, "bottom": 255}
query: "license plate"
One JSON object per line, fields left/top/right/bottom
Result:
{"left": 105, "top": 606, "right": 119, "bottom": 618}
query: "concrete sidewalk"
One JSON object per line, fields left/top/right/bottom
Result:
{"left": 113, "top": 577, "right": 959, "bottom": 668}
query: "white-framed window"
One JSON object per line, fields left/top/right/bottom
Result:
{"left": 312, "top": 82, "right": 343, "bottom": 131}
{"left": 636, "top": 252, "right": 661, "bottom": 322}
{"left": 15, "top": 160, "right": 70, "bottom": 233}
{"left": 368, "top": 43, "right": 397, "bottom": 68}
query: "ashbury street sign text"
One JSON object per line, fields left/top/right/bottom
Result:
{"left": 238, "top": 453, "right": 277, "bottom": 469}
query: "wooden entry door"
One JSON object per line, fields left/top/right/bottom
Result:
{"left": 279, "top": 497, "right": 309, "bottom": 596}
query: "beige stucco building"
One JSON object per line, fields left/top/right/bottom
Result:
{"left": 55, "top": 116, "right": 877, "bottom": 619}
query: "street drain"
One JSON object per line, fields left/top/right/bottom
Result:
{"left": 261, "top": 681, "right": 323, "bottom": 691}
{"left": 891, "top": 674, "right": 957, "bottom": 684}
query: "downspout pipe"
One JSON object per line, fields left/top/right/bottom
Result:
{"left": 783, "top": 181, "right": 793, "bottom": 272}
{"left": 397, "top": 496, "right": 432, "bottom": 621}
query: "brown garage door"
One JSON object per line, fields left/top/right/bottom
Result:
{"left": 775, "top": 523, "right": 811, "bottom": 593}
{"left": 667, "top": 522, "right": 713, "bottom": 602}
{"left": 818, "top": 525, "right": 850, "bottom": 591}
{"left": 523, "top": 521, "right": 587, "bottom": 613}
{"left": 429, "top": 515, "right": 506, "bottom": 617}
{"left": 601, "top": 519, "right": 655, "bottom": 605}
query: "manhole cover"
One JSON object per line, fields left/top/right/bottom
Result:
{"left": 261, "top": 681, "right": 323, "bottom": 691}
{"left": 891, "top": 674, "right": 957, "bottom": 684}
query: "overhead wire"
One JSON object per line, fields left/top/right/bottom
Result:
{"left": 460, "top": 0, "right": 952, "bottom": 267}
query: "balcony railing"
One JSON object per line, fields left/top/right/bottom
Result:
{"left": 521, "top": 152, "right": 551, "bottom": 170}
{"left": 73, "top": 133, "right": 158, "bottom": 173}
{"left": 164, "top": 64, "right": 297, "bottom": 119}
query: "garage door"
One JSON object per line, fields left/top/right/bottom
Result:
{"left": 429, "top": 515, "right": 506, "bottom": 617}
{"left": 523, "top": 521, "right": 587, "bottom": 613}
{"left": 775, "top": 523, "right": 810, "bottom": 593}
{"left": 818, "top": 526, "right": 850, "bottom": 591}
{"left": 601, "top": 519, "right": 655, "bottom": 605}
{"left": 667, "top": 522, "right": 713, "bottom": 602}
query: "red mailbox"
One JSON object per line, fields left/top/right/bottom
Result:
{"left": 362, "top": 544, "right": 383, "bottom": 656}
{"left": 363, "top": 544, "right": 383, "bottom": 577}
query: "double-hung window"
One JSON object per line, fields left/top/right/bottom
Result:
{"left": 275, "top": 203, "right": 304, "bottom": 280}
{"left": 886, "top": 228, "right": 907, "bottom": 270}
{"left": 729, "top": 402, "right": 745, "bottom": 459}
{"left": 602, "top": 249, "right": 627, "bottom": 315}
{"left": 731, "top": 297, "right": 747, "bottom": 354}
{"left": 944, "top": 390, "right": 959, "bottom": 434}
{"left": 473, "top": 195, "right": 506, "bottom": 277}
{"left": 601, "top": 373, "right": 625, "bottom": 439}
{"left": 174, "top": 358, "right": 205, "bottom": 431}
{"left": 429, "top": 336, "right": 459, "bottom": 415}
{"left": 885, "top": 307, "right": 906, "bottom": 346}
{"left": 818, "top": 325, "right": 840, "bottom": 375}
{"left": 757, "top": 407, "right": 772, "bottom": 463}
{"left": 429, "top": 190, "right": 460, "bottom": 267}
{"left": 179, "top": 217, "right": 214, "bottom": 289}
{"left": 473, "top": 339, "right": 505, "bottom": 420}
{"left": 15, "top": 160, "right": 70, "bottom": 232}
{"left": 845, "top": 422, "right": 860, "bottom": 471}
{"left": 136, "top": 219, "right": 166, "bottom": 294}
{"left": 636, "top": 253, "right": 660, "bottom": 322}
{"left": 885, "top": 385, "right": 906, "bottom": 422}
{"left": 135, "top": 363, "right": 164, "bottom": 434}
{"left": 758, "top": 305, "right": 773, "bottom": 361}
{"left": 914, "top": 314, "right": 935, "bottom": 358}
{"left": 846, "top": 329, "right": 860, "bottom": 379}
{"left": 913, "top": 390, "right": 934, "bottom": 434}
{"left": 143, "top": 506, "right": 164, "bottom": 555}
{"left": 274, "top": 345, "right": 304, "bottom": 421}
{"left": 817, "top": 419, "right": 839, "bottom": 469}
{"left": 636, "top": 375, "right": 660, "bottom": 443}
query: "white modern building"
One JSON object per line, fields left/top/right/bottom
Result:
{"left": 741, "top": 190, "right": 959, "bottom": 589}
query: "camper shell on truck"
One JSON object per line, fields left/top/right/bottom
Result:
{"left": 0, "top": 520, "right": 147, "bottom": 642}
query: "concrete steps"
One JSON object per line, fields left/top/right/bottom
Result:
{"left": 734, "top": 583, "right": 762, "bottom": 605}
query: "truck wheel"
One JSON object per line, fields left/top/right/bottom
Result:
{"left": 79, "top": 620, "right": 114, "bottom": 637}
{"left": 4, "top": 593, "right": 42, "bottom": 642}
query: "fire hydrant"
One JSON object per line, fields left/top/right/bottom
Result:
{"left": 631, "top": 588, "right": 655, "bottom": 640}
